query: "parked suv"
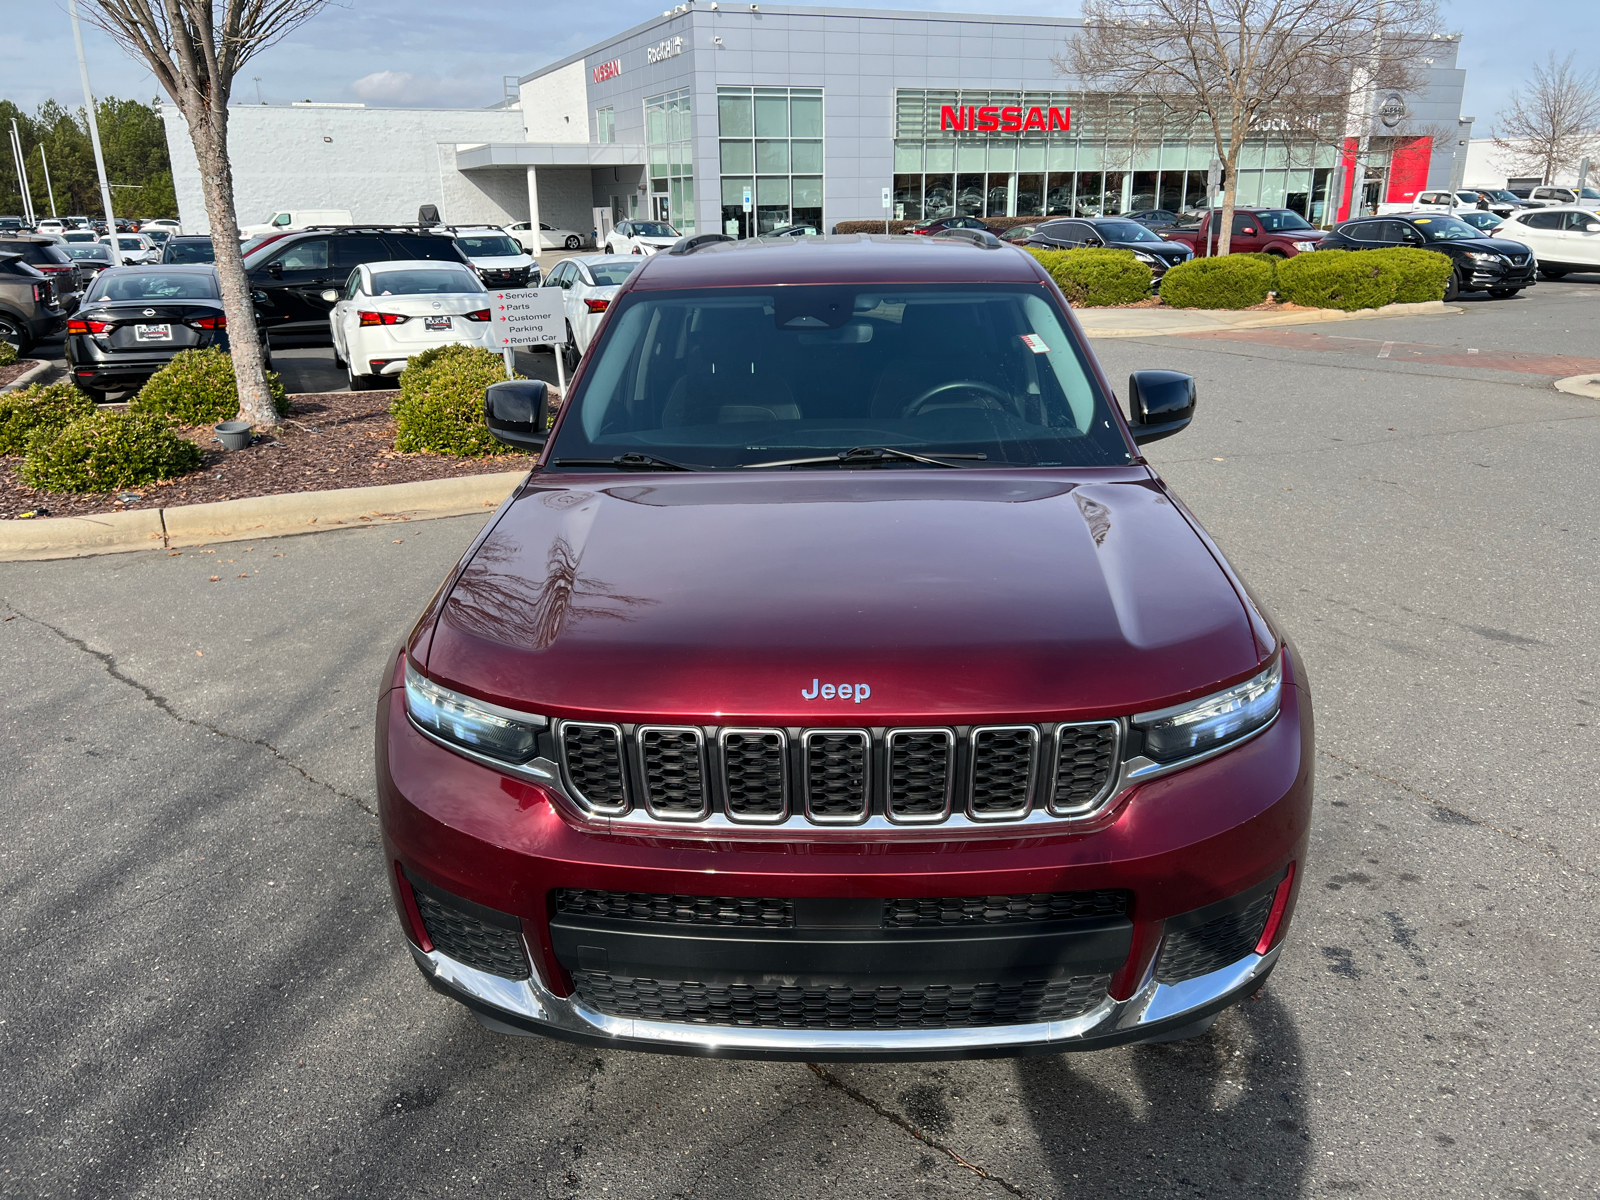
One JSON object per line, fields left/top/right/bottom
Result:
{"left": 0, "top": 234, "right": 88, "bottom": 311}
{"left": 244, "top": 226, "right": 472, "bottom": 344}
{"left": 1321, "top": 213, "right": 1537, "bottom": 299}
{"left": 0, "top": 252, "right": 67, "bottom": 354}
{"left": 440, "top": 227, "right": 539, "bottom": 289}
{"left": 378, "top": 233, "right": 1312, "bottom": 1059}
{"left": 1023, "top": 216, "right": 1193, "bottom": 286}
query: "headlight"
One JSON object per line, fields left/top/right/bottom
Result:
{"left": 1133, "top": 656, "right": 1282, "bottom": 763}
{"left": 1132, "top": 250, "right": 1157, "bottom": 263}
{"left": 1466, "top": 251, "right": 1501, "bottom": 264}
{"left": 1292, "top": 240, "right": 1321, "bottom": 252}
{"left": 404, "top": 658, "right": 544, "bottom": 763}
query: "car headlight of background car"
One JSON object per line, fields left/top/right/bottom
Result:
{"left": 1132, "top": 250, "right": 1158, "bottom": 263}
{"left": 1292, "top": 240, "right": 1322, "bottom": 252}
{"left": 1133, "top": 656, "right": 1282, "bottom": 763}
{"left": 404, "top": 658, "right": 544, "bottom": 763}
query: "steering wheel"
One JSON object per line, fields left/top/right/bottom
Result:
{"left": 901, "top": 379, "right": 1011, "bottom": 418}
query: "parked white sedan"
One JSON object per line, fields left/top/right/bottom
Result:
{"left": 604, "top": 219, "right": 680, "bottom": 256}
{"left": 506, "top": 221, "right": 586, "bottom": 252}
{"left": 329, "top": 259, "right": 493, "bottom": 390}
{"left": 1493, "top": 206, "right": 1600, "bottom": 279}
{"left": 546, "top": 254, "right": 644, "bottom": 358}
{"left": 100, "top": 234, "right": 161, "bottom": 264}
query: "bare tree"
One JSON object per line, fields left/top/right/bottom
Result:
{"left": 84, "top": 0, "right": 332, "bottom": 426}
{"left": 1060, "top": 0, "right": 1442, "bottom": 253}
{"left": 1494, "top": 54, "right": 1600, "bottom": 186}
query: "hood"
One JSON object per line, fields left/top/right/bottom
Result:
{"left": 1475, "top": 237, "right": 1533, "bottom": 256}
{"left": 1116, "top": 241, "right": 1190, "bottom": 259}
{"left": 424, "top": 472, "right": 1265, "bottom": 725}
{"left": 468, "top": 254, "right": 534, "bottom": 269}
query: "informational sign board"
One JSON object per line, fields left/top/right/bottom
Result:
{"left": 742, "top": 186, "right": 752, "bottom": 213}
{"left": 881, "top": 187, "right": 892, "bottom": 209}
{"left": 489, "top": 287, "right": 563, "bottom": 349}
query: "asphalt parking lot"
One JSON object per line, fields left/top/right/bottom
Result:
{"left": 3, "top": 282, "right": 1597, "bottom": 1198}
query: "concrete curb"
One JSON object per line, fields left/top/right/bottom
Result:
{"left": 1078, "top": 299, "right": 1459, "bottom": 339}
{"left": 0, "top": 360, "right": 52, "bottom": 395}
{"left": 0, "top": 469, "right": 526, "bottom": 562}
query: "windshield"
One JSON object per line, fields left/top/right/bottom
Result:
{"left": 368, "top": 268, "right": 483, "bottom": 295}
{"left": 631, "top": 222, "right": 678, "bottom": 238}
{"left": 455, "top": 234, "right": 522, "bottom": 258}
{"left": 1490, "top": 191, "right": 1521, "bottom": 202}
{"left": 164, "top": 240, "right": 215, "bottom": 263}
{"left": 1411, "top": 216, "right": 1482, "bottom": 242}
{"left": 144, "top": 229, "right": 171, "bottom": 243}
{"left": 1094, "top": 220, "right": 1163, "bottom": 243}
{"left": 588, "top": 262, "right": 641, "bottom": 286}
{"left": 1583, "top": 188, "right": 1600, "bottom": 200}
{"left": 1257, "top": 210, "right": 1313, "bottom": 232}
{"left": 65, "top": 246, "right": 112, "bottom": 261}
{"left": 115, "top": 237, "right": 145, "bottom": 250}
{"left": 547, "top": 284, "right": 1130, "bottom": 470}
{"left": 89, "top": 272, "right": 219, "bottom": 302}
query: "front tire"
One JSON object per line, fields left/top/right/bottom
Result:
{"left": 347, "top": 362, "right": 374, "bottom": 392}
{"left": 565, "top": 235, "right": 581, "bottom": 250}
{"left": 1442, "top": 270, "right": 1461, "bottom": 302}
{"left": 1539, "top": 267, "right": 1566, "bottom": 280}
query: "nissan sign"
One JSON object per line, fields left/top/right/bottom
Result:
{"left": 592, "top": 59, "right": 622, "bottom": 84}
{"left": 940, "top": 104, "right": 1071, "bottom": 134}
{"left": 1379, "top": 93, "right": 1407, "bottom": 128}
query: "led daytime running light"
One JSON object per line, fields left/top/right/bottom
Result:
{"left": 403, "top": 658, "right": 544, "bottom": 764}
{"left": 1135, "top": 655, "right": 1282, "bottom": 763}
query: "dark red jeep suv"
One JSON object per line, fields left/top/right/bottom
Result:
{"left": 376, "top": 231, "right": 1312, "bottom": 1060}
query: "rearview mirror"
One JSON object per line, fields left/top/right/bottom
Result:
{"left": 484, "top": 380, "right": 549, "bottom": 450}
{"left": 1125, "top": 370, "right": 1196, "bottom": 445}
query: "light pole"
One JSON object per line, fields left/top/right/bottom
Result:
{"left": 10, "top": 120, "right": 36, "bottom": 226}
{"left": 39, "top": 143, "right": 58, "bottom": 218}
{"left": 68, "top": 0, "right": 122, "bottom": 264}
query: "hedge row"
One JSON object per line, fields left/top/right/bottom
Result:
{"left": 392, "top": 343, "right": 520, "bottom": 456}
{"left": 1159, "top": 247, "right": 1454, "bottom": 311}
{"left": 130, "top": 346, "right": 288, "bottom": 425}
{"left": 1026, "top": 248, "right": 1152, "bottom": 308}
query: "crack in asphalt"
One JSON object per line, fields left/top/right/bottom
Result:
{"left": 4, "top": 602, "right": 376, "bottom": 816}
{"left": 805, "top": 1064, "right": 1030, "bottom": 1198}
{"left": 1318, "top": 748, "right": 1586, "bottom": 874}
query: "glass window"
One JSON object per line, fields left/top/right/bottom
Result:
{"left": 791, "top": 94, "right": 823, "bottom": 138}
{"left": 369, "top": 268, "right": 482, "bottom": 295}
{"left": 90, "top": 271, "right": 220, "bottom": 301}
{"left": 720, "top": 140, "right": 754, "bottom": 175}
{"left": 756, "top": 140, "right": 790, "bottom": 174}
{"left": 894, "top": 141, "right": 923, "bottom": 173}
{"left": 275, "top": 240, "right": 327, "bottom": 271}
{"left": 645, "top": 89, "right": 695, "bottom": 235}
{"left": 755, "top": 93, "right": 789, "bottom": 137}
{"left": 791, "top": 140, "right": 823, "bottom": 174}
{"left": 719, "top": 86, "right": 825, "bottom": 239}
{"left": 596, "top": 107, "right": 615, "bottom": 144}
{"left": 718, "top": 91, "right": 753, "bottom": 137}
{"left": 550, "top": 284, "right": 1129, "bottom": 470}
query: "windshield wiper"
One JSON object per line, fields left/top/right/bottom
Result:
{"left": 553, "top": 452, "right": 709, "bottom": 472}
{"left": 742, "top": 446, "right": 987, "bottom": 470}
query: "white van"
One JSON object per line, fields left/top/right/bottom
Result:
{"left": 237, "top": 208, "right": 354, "bottom": 240}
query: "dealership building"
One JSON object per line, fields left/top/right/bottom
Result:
{"left": 166, "top": 4, "right": 1476, "bottom": 240}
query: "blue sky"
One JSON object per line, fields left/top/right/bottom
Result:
{"left": 3, "top": 1, "right": 1587, "bottom": 137}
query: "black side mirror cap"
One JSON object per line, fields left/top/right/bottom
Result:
{"left": 267, "top": 261, "right": 282, "bottom": 279}
{"left": 484, "top": 380, "right": 549, "bottom": 450}
{"left": 1126, "top": 370, "right": 1196, "bottom": 445}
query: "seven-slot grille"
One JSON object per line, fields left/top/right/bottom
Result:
{"left": 557, "top": 720, "right": 1123, "bottom": 828}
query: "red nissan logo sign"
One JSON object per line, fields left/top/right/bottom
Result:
{"left": 940, "top": 104, "right": 1071, "bottom": 134}
{"left": 592, "top": 59, "right": 622, "bottom": 84}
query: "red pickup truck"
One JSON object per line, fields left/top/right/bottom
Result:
{"left": 1161, "top": 207, "right": 1327, "bottom": 258}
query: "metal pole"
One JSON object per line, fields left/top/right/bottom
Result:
{"left": 11, "top": 121, "right": 35, "bottom": 226}
{"left": 7, "top": 124, "right": 24, "bottom": 222}
{"left": 39, "top": 143, "right": 58, "bottom": 218}
{"left": 555, "top": 335, "right": 567, "bottom": 396}
{"left": 69, "top": 0, "right": 122, "bottom": 265}
{"left": 502, "top": 347, "right": 515, "bottom": 380}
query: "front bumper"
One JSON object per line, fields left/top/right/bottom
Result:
{"left": 1462, "top": 259, "right": 1537, "bottom": 291}
{"left": 411, "top": 938, "right": 1279, "bottom": 1061}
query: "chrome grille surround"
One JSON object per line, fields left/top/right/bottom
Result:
{"left": 966, "top": 725, "right": 1040, "bottom": 821}
{"left": 1048, "top": 720, "right": 1123, "bottom": 817}
{"left": 558, "top": 721, "right": 629, "bottom": 815}
{"left": 802, "top": 729, "right": 871, "bottom": 825}
{"left": 718, "top": 727, "right": 790, "bottom": 824}
{"left": 534, "top": 713, "right": 1277, "bottom": 835}
{"left": 636, "top": 725, "right": 709, "bottom": 820}
{"left": 885, "top": 728, "right": 956, "bottom": 824}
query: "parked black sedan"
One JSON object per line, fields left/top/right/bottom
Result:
{"left": 1023, "top": 216, "right": 1194, "bottom": 287}
{"left": 1320, "top": 214, "right": 1537, "bottom": 300}
{"left": 161, "top": 235, "right": 215, "bottom": 264}
{"left": 65, "top": 265, "right": 251, "bottom": 397}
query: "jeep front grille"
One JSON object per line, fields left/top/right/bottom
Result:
{"left": 555, "top": 720, "right": 1125, "bottom": 830}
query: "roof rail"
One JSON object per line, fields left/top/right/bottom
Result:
{"left": 294, "top": 224, "right": 445, "bottom": 234}
{"left": 670, "top": 232, "right": 736, "bottom": 255}
{"left": 930, "top": 227, "right": 1003, "bottom": 249}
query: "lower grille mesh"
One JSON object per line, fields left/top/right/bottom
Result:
{"left": 414, "top": 890, "right": 530, "bottom": 980}
{"left": 1155, "top": 892, "right": 1275, "bottom": 983}
{"left": 573, "top": 971, "right": 1112, "bottom": 1028}
{"left": 553, "top": 889, "right": 793, "bottom": 928}
{"left": 885, "top": 890, "right": 1132, "bottom": 927}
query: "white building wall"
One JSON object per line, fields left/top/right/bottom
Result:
{"left": 519, "top": 61, "right": 589, "bottom": 143}
{"left": 163, "top": 103, "right": 524, "bottom": 233}
{"left": 1464, "top": 138, "right": 1596, "bottom": 188}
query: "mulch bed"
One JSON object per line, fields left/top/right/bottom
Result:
{"left": 0, "top": 360, "right": 45, "bottom": 388}
{"left": 0, "top": 389, "right": 537, "bottom": 521}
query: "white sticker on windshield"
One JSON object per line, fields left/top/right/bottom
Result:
{"left": 1020, "top": 333, "right": 1050, "bottom": 354}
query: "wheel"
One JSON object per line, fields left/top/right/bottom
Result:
{"left": 0, "top": 315, "right": 32, "bottom": 357}
{"left": 1488, "top": 288, "right": 1520, "bottom": 299}
{"left": 347, "top": 361, "right": 374, "bottom": 391}
{"left": 565, "top": 235, "right": 581, "bottom": 250}
{"left": 331, "top": 341, "right": 344, "bottom": 369}
{"left": 1539, "top": 268, "right": 1567, "bottom": 280}
{"left": 1442, "top": 270, "right": 1461, "bottom": 302}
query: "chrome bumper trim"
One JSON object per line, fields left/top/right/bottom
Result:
{"left": 412, "top": 941, "right": 1280, "bottom": 1056}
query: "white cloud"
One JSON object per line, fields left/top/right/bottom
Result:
{"left": 350, "top": 71, "right": 424, "bottom": 104}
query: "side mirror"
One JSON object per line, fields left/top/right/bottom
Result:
{"left": 1125, "top": 370, "right": 1196, "bottom": 445}
{"left": 484, "top": 380, "right": 549, "bottom": 450}
{"left": 267, "top": 262, "right": 282, "bottom": 279}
